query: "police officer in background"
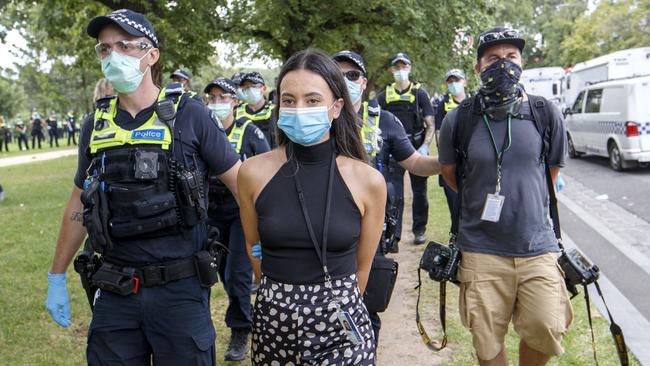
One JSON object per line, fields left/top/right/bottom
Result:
{"left": 15, "top": 120, "right": 29, "bottom": 151}
{"left": 435, "top": 69, "right": 469, "bottom": 220}
{"left": 170, "top": 68, "right": 192, "bottom": 92}
{"left": 66, "top": 109, "right": 77, "bottom": 146}
{"left": 235, "top": 72, "right": 277, "bottom": 148}
{"left": 44, "top": 9, "right": 241, "bottom": 365}
{"left": 376, "top": 52, "right": 436, "bottom": 245}
{"left": 31, "top": 110, "right": 44, "bottom": 149}
{"left": 47, "top": 114, "right": 60, "bottom": 148}
{"left": 204, "top": 77, "right": 270, "bottom": 361}
{"left": 333, "top": 50, "right": 441, "bottom": 343}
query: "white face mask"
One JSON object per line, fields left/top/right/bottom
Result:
{"left": 208, "top": 103, "right": 233, "bottom": 120}
{"left": 393, "top": 70, "right": 410, "bottom": 82}
{"left": 242, "top": 87, "right": 263, "bottom": 104}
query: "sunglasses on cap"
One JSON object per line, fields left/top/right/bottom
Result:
{"left": 343, "top": 70, "right": 363, "bottom": 82}
{"left": 479, "top": 29, "right": 520, "bottom": 44}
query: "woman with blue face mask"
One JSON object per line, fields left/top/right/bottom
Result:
{"left": 238, "top": 49, "right": 386, "bottom": 365}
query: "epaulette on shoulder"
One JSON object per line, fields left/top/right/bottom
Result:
{"left": 366, "top": 99, "right": 381, "bottom": 117}
{"left": 95, "top": 95, "right": 116, "bottom": 111}
{"left": 164, "top": 82, "right": 184, "bottom": 98}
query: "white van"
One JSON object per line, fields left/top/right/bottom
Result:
{"left": 565, "top": 75, "right": 650, "bottom": 171}
{"left": 521, "top": 67, "right": 565, "bottom": 107}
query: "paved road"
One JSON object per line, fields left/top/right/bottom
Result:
{"left": 561, "top": 154, "right": 650, "bottom": 365}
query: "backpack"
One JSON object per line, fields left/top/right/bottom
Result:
{"left": 450, "top": 94, "right": 554, "bottom": 235}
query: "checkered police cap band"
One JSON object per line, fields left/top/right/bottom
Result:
{"left": 107, "top": 12, "right": 158, "bottom": 46}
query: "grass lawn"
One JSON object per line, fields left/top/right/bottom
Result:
{"left": 0, "top": 140, "right": 77, "bottom": 159}
{"left": 0, "top": 153, "right": 639, "bottom": 365}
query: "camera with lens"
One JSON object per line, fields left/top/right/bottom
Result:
{"left": 420, "top": 240, "right": 461, "bottom": 282}
{"left": 558, "top": 248, "right": 600, "bottom": 298}
{"left": 134, "top": 151, "right": 159, "bottom": 180}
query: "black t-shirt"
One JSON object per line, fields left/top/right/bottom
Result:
{"left": 376, "top": 83, "right": 435, "bottom": 135}
{"left": 358, "top": 100, "right": 415, "bottom": 172}
{"left": 75, "top": 95, "right": 240, "bottom": 265}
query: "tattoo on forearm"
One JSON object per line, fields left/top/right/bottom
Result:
{"left": 70, "top": 211, "right": 83, "bottom": 222}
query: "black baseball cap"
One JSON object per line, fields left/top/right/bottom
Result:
{"left": 170, "top": 69, "right": 191, "bottom": 81}
{"left": 204, "top": 77, "right": 237, "bottom": 95}
{"left": 476, "top": 27, "right": 525, "bottom": 61}
{"left": 390, "top": 52, "right": 411, "bottom": 66}
{"left": 332, "top": 50, "right": 367, "bottom": 75}
{"left": 87, "top": 9, "right": 158, "bottom": 47}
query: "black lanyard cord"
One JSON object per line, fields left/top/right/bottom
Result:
{"left": 293, "top": 151, "right": 336, "bottom": 274}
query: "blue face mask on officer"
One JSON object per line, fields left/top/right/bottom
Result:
{"left": 277, "top": 103, "right": 336, "bottom": 146}
{"left": 242, "top": 87, "right": 264, "bottom": 104}
{"left": 447, "top": 82, "right": 465, "bottom": 96}
{"left": 101, "top": 50, "right": 151, "bottom": 94}
{"left": 345, "top": 78, "right": 362, "bottom": 104}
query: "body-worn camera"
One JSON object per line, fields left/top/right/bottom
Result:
{"left": 175, "top": 166, "right": 207, "bottom": 226}
{"left": 134, "top": 151, "right": 159, "bottom": 180}
{"left": 558, "top": 248, "right": 600, "bottom": 298}
{"left": 420, "top": 241, "right": 461, "bottom": 282}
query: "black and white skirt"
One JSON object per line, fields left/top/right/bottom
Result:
{"left": 251, "top": 274, "right": 376, "bottom": 365}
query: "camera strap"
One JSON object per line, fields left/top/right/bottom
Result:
{"left": 415, "top": 270, "right": 448, "bottom": 351}
{"left": 544, "top": 162, "right": 629, "bottom": 366}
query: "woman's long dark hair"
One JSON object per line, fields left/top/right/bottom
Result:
{"left": 274, "top": 49, "right": 368, "bottom": 162}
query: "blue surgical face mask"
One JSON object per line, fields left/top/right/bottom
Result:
{"left": 345, "top": 78, "right": 362, "bottom": 104}
{"left": 208, "top": 103, "right": 232, "bottom": 120}
{"left": 101, "top": 50, "right": 151, "bottom": 94}
{"left": 235, "top": 88, "right": 246, "bottom": 100}
{"left": 448, "top": 82, "right": 465, "bottom": 96}
{"left": 393, "top": 70, "right": 410, "bottom": 82}
{"left": 242, "top": 87, "right": 263, "bottom": 104}
{"left": 278, "top": 104, "right": 334, "bottom": 146}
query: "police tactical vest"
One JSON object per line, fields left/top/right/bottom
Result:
{"left": 85, "top": 87, "right": 185, "bottom": 246}
{"left": 227, "top": 118, "right": 253, "bottom": 154}
{"left": 361, "top": 101, "right": 382, "bottom": 157}
{"left": 444, "top": 94, "right": 459, "bottom": 112}
{"left": 384, "top": 82, "right": 422, "bottom": 136}
{"left": 234, "top": 101, "right": 275, "bottom": 122}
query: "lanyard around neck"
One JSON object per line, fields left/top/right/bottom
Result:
{"left": 293, "top": 151, "right": 336, "bottom": 277}
{"left": 482, "top": 114, "right": 512, "bottom": 193}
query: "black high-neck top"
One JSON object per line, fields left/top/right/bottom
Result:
{"left": 255, "top": 140, "right": 361, "bottom": 284}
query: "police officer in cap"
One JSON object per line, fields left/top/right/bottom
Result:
{"left": 235, "top": 72, "right": 277, "bottom": 148}
{"left": 205, "top": 77, "right": 270, "bottom": 361}
{"left": 333, "top": 50, "right": 441, "bottom": 343}
{"left": 170, "top": 68, "right": 192, "bottom": 91}
{"left": 44, "top": 9, "right": 241, "bottom": 365}
{"left": 376, "top": 52, "right": 436, "bottom": 245}
{"left": 435, "top": 68, "right": 469, "bottom": 221}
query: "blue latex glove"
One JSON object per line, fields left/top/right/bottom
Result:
{"left": 252, "top": 243, "right": 262, "bottom": 259}
{"left": 418, "top": 144, "right": 429, "bottom": 156}
{"left": 45, "top": 273, "right": 71, "bottom": 327}
{"left": 555, "top": 174, "right": 566, "bottom": 193}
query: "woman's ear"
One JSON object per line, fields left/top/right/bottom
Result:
{"left": 331, "top": 98, "right": 344, "bottom": 120}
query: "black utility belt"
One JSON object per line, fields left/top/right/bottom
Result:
{"left": 92, "top": 251, "right": 220, "bottom": 295}
{"left": 406, "top": 131, "right": 424, "bottom": 139}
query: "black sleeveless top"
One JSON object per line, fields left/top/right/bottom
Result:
{"left": 255, "top": 140, "right": 362, "bottom": 284}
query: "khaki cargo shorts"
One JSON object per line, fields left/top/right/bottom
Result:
{"left": 457, "top": 251, "right": 573, "bottom": 360}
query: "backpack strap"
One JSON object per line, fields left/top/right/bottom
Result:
{"left": 527, "top": 94, "right": 553, "bottom": 162}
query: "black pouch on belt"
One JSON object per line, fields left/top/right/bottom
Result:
{"left": 364, "top": 255, "right": 399, "bottom": 313}
{"left": 92, "top": 263, "right": 137, "bottom": 296}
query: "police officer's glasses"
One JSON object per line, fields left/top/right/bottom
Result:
{"left": 207, "top": 93, "right": 235, "bottom": 103}
{"left": 479, "top": 29, "right": 520, "bottom": 45}
{"left": 343, "top": 70, "right": 363, "bottom": 82}
{"left": 95, "top": 40, "right": 154, "bottom": 59}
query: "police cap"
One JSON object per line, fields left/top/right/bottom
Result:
{"left": 332, "top": 50, "right": 367, "bottom": 75}
{"left": 204, "top": 77, "right": 238, "bottom": 95}
{"left": 170, "top": 69, "right": 191, "bottom": 81}
{"left": 87, "top": 9, "right": 158, "bottom": 47}
{"left": 240, "top": 72, "right": 265, "bottom": 86}
{"left": 390, "top": 52, "right": 411, "bottom": 66}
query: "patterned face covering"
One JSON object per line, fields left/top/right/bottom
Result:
{"left": 479, "top": 58, "right": 523, "bottom": 120}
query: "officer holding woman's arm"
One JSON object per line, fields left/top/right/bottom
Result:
{"left": 204, "top": 77, "right": 270, "bottom": 361}
{"left": 332, "top": 50, "right": 441, "bottom": 344}
{"left": 44, "top": 9, "right": 241, "bottom": 365}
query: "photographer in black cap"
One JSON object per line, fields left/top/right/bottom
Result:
{"left": 438, "top": 27, "right": 571, "bottom": 366}
{"left": 44, "top": 9, "right": 241, "bottom": 365}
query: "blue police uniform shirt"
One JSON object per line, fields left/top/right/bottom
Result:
{"left": 359, "top": 100, "right": 415, "bottom": 171}
{"left": 75, "top": 96, "right": 240, "bottom": 265}
{"left": 438, "top": 98, "right": 568, "bottom": 256}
